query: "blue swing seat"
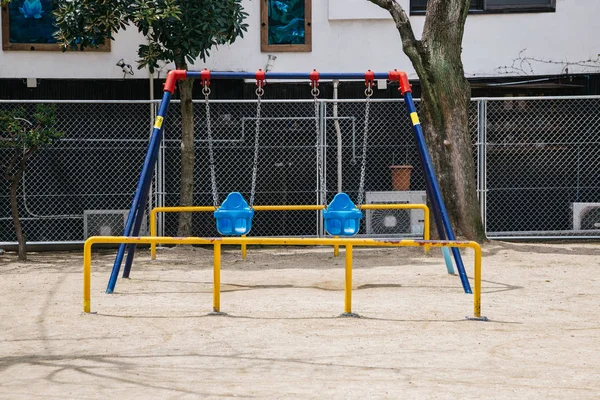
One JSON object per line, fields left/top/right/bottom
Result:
{"left": 214, "top": 192, "right": 254, "bottom": 236}
{"left": 323, "top": 192, "right": 363, "bottom": 236}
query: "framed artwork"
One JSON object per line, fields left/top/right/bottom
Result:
{"left": 1, "top": 0, "right": 109, "bottom": 51}
{"left": 261, "top": 0, "right": 312, "bottom": 52}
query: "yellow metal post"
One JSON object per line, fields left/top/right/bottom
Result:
{"left": 214, "top": 242, "right": 221, "bottom": 313}
{"left": 474, "top": 244, "right": 482, "bottom": 318}
{"left": 150, "top": 210, "right": 157, "bottom": 260}
{"left": 344, "top": 244, "right": 353, "bottom": 314}
{"left": 334, "top": 236, "right": 339, "bottom": 257}
{"left": 83, "top": 241, "right": 92, "bottom": 313}
{"left": 241, "top": 234, "right": 247, "bottom": 260}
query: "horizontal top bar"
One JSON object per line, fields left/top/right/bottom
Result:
{"left": 84, "top": 235, "right": 478, "bottom": 249}
{"left": 187, "top": 71, "right": 394, "bottom": 80}
{"left": 151, "top": 204, "right": 429, "bottom": 213}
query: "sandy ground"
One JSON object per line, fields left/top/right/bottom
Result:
{"left": 0, "top": 240, "right": 599, "bottom": 399}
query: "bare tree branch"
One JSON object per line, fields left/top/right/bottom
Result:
{"left": 367, "top": 0, "right": 424, "bottom": 69}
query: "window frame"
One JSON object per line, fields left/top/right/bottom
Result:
{"left": 260, "top": 0, "right": 312, "bottom": 53}
{"left": 1, "top": 2, "right": 110, "bottom": 52}
{"left": 409, "top": 0, "right": 556, "bottom": 15}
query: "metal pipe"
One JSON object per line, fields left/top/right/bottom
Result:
{"left": 83, "top": 235, "right": 483, "bottom": 318}
{"left": 241, "top": 234, "right": 247, "bottom": 260}
{"left": 344, "top": 244, "right": 353, "bottom": 314}
{"left": 214, "top": 242, "right": 221, "bottom": 312}
{"left": 106, "top": 90, "right": 173, "bottom": 293}
{"left": 402, "top": 91, "right": 472, "bottom": 294}
{"left": 333, "top": 80, "right": 343, "bottom": 193}
{"left": 149, "top": 204, "right": 432, "bottom": 259}
{"left": 187, "top": 72, "right": 394, "bottom": 80}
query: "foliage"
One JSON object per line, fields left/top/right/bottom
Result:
{"left": 1, "top": 105, "right": 63, "bottom": 260}
{"left": 0, "top": 105, "right": 63, "bottom": 153}
{"left": 53, "top": 0, "right": 249, "bottom": 71}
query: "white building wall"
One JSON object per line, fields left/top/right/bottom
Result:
{"left": 0, "top": 0, "right": 598, "bottom": 80}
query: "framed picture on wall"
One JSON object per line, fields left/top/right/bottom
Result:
{"left": 261, "top": 0, "right": 312, "bottom": 52}
{"left": 1, "top": 0, "right": 109, "bottom": 51}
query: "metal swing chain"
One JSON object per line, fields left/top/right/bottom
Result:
{"left": 312, "top": 86, "right": 326, "bottom": 207}
{"left": 356, "top": 83, "right": 373, "bottom": 207}
{"left": 204, "top": 83, "right": 220, "bottom": 208}
{"left": 249, "top": 86, "right": 264, "bottom": 206}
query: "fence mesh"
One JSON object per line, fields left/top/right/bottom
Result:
{"left": 0, "top": 101, "right": 152, "bottom": 243}
{"left": 484, "top": 98, "right": 600, "bottom": 237}
{"left": 1, "top": 96, "right": 599, "bottom": 245}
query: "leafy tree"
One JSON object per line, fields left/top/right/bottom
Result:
{"left": 369, "top": 0, "right": 485, "bottom": 242}
{"left": 0, "top": 106, "right": 63, "bottom": 260}
{"left": 54, "top": 0, "right": 249, "bottom": 236}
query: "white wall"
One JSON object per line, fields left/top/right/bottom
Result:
{"left": 0, "top": 0, "right": 598, "bottom": 80}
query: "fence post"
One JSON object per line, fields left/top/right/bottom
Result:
{"left": 477, "top": 99, "right": 487, "bottom": 232}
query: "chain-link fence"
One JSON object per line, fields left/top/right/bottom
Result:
{"left": 482, "top": 97, "right": 600, "bottom": 238}
{"left": 1, "top": 96, "right": 599, "bottom": 245}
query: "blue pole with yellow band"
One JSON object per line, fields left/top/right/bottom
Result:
{"left": 106, "top": 81, "right": 177, "bottom": 293}
{"left": 398, "top": 72, "right": 472, "bottom": 294}
{"left": 122, "top": 113, "right": 170, "bottom": 279}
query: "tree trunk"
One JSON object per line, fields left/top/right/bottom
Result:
{"left": 7, "top": 156, "right": 27, "bottom": 260}
{"left": 369, "top": 0, "right": 485, "bottom": 242}
{"left": 418, "top": 65, "right": 485, "bottom": 241}
{"left": 177, "top": 77, "right": 196, "bottom": 237}
{"left": 9, "top": 179, "right": 26, "bottom": 261}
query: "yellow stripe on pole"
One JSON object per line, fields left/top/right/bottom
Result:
{"left": 153, "top": 116, "right": 164, "bottom": 129}
{"left": 410, "top": 112, "right": 420, "bottom": 125}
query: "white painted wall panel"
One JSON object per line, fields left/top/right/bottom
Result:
{"left": 0, "top": 0, "right": 598, "bottom": 80}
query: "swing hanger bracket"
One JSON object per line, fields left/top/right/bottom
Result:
{"left": 365, "top": 69, "right": 375, "bottom": 97}
{"left": 200, "top": 68, "right": 211, "bottom": 88}
{"left": 365, "top": 70, "right": 375, "bottom": 87}
{"left": 310, "top": 69, "right": 320, "bottom": 97}
{"left": 388, "top": 69, "right": 401, "bottom": 83}
{"left": 255, "top": 69, "right": 266, "bottom": 88}
{"left": 309, "top": 69, "right": 320, "bottom": 88}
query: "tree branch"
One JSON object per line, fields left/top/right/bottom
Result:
{"left": 367, "top": 0, "right": 424, "bottom": 69}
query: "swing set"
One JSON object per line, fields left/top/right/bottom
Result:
{"left": 105, "top": 69, "right": 473, "bottom": 297}
{"left": 207, "top": 69, "right": 368, "bottom": 237}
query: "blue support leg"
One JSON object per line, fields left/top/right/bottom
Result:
{"left": 402, "top": 91, "right": 472, "bottom": 294}
{"left": 106, "top": 91, "right": 173, "bottom": 293}
{"left": 122, "top": 175, "right": 152, "bottom": 278}
{"left": 122, "top": 134, "right": 163, "bottom": 278}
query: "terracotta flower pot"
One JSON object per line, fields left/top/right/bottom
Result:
{"left": 389, "top": 165, "right": 413, "bottom": 191}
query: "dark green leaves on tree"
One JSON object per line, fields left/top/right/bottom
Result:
{"left": 54, "top": 0, "right": 249, "bottom": 72}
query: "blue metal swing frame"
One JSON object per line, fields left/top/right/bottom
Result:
{"left": 106, "top": 69, "right": 472, "bottom": 295}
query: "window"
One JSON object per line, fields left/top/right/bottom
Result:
{"left": 410, "top": 0, "right": 555, "bottom": 14}
{"left": 261, "top": 0, "right": 312, "bottom": 52}
{"left": 1, "top": 0, "right": 110, "bottom": 51}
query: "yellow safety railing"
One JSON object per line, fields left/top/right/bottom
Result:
{"left": 149, "top": 204, "right": 431, "bottom": 260}
{"left": 83, "top": 236, "right": 482, "bottom": 318}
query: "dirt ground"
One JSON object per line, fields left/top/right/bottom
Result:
{"left": 0, "top": 240, "right": 599, "bottom": 399}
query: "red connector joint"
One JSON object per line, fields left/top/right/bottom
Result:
{"left": 200, "top": 68, "right": 211, "bottom": 88}
{"left": 309, "top": 69, "right": 320, "bottom": 88}
{"left": 163, "top": 70, "right": 187, "bottom": 94}
{"left": 388, "top": 69, "right": 401, "bottom": 82}
{"left": 365, "top": 70, "right": 375, "bottom": 87}
{"left": 398, "top": 71, "right": 412, "bottom": 95}
{"left": 256, "top": 69, "right": 266, "bottom": 88}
